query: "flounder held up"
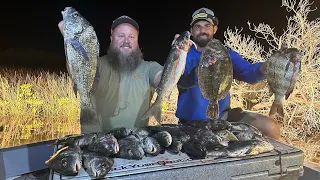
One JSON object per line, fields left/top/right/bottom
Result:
{"left": 198, "top": 38, "right": 233, "bottom": 119}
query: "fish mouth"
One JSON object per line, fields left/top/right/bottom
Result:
{"left": 75, "top": 161, "right": 81, "bottom": 172}
{"left": 115, "top": 143, "right": 120, "bottom": 154}
{"left": 61, "top": 7, "right": 72, "bottom": 15}
{"left": 64, "top": 7, "right": 72, "bottom": 12}
{"left": 150, "top": 145, "right": 156, "bottom": 153}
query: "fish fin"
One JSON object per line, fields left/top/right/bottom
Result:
{"left": 284, "top": 61, "right": 291, "bottom": 77}
{"left": 80, "top": 105, "right": 100, "bottom": 125}
{"left": 285, "top": 87, "right": 294, "bottom": 100}
{"left": 64, "top": 42, "right": 78, "bottom": 98}
{"left": 285, "top": 61, "right": 300, "bottom": 100}
{"left": 73, "top": 83, "right": 78, "bottom": 98}
{"left": 167, "top": 91, "right": 173, "bottom": 101}
{"left": 267, "top": 86, "right": 273, "bottom": 97}
{"left": 299, "top": 61, "right": 302, "bottom": 72}
{"left": 90, "top": 63, "right": 100, "bottom": 96}
{"left": 141, "top": 99, "right": 162, "bottom": 123}
{"left": 70, "top": 38, "right": 90, "bottom": 62}
{"left": 66, "top": 60, "right": 78, "bottom": 98}
{"left": 206, "top": 101, "right": 219, "bottom": 119}
{"left": 64, "top": 42, "right": 70, "bottom": 65}
{"left": 269, "top": 101, "right": 284, "bottom": 117}
{"left": 159, "top": 148, "right": 166, "bottom": 154}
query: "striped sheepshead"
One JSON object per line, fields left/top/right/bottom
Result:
{"left": 81, "top": 150, "right": 114, "bottom": 179}
{"left": 141, "top": 31, "right": 192, "bottom": 123}
{"left": 267, "top": 46, "right": 301, "bottom": 117}
{"left": 198, "top": 38, "right": 233, "bottom": 119}
{"left": 61, "top": 7, "right": 100, "bottom": 125}
{"left": 45, "top": 146, "right": 82, "bottom": 176}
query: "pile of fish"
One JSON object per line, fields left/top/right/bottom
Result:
{"left": 45, "top": 119, "right": 275, "bottom": 179}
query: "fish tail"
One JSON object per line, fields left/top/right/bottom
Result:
{"left": 269, "top": 101, "right": 284, "bottom": 117}
{"left": 80, "top": 105, "right": 99, "bottom": 125}
{"left": 141, "top": 99, "right": 162, "bottom": 123}
{"left": 207, "top": 101, "right": 219, "bottom": 119}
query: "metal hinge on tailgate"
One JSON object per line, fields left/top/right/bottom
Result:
{"left": 274, "top": 148, "right": 283, "bottom": 176}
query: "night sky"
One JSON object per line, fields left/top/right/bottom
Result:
{"left": 1, "top": 0, "right": 320, "bottom": 72}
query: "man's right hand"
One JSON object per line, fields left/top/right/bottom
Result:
{"left": 171, "top": 34, "right": 193, "bottom": 47}
{"left": 58, "top": 21, "right": 64, "bottom": 35}
{"left": 171, "top": 34, "right": 180, "bottom": 46}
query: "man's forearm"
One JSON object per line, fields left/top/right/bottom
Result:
{"left": 177, "top": 67, "right": 197, "bottom": 89}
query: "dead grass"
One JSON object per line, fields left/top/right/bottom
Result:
{"left": 0, "top": 67, "right": 80, "bottom": 148}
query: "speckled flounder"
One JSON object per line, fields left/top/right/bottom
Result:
{"left": 61, "top": 7, "right": 100, "bottom": 125}
{"left": 198, "top": 38, "right": 233, "bottom": 119}
{"left": 141, "top": 31, "right": 192, "bottom": 123}
{"left": 267, "top": 46, "right": 301, "bottom": 117}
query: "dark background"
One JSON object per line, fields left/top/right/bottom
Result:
{"left": 1, "top": 0, "right": 319, "bottom": 72}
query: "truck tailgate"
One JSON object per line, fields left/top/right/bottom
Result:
{"left": 49, "top": 138, "right": 304, "bottom": 180}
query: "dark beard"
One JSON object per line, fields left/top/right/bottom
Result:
{"left": 193, "top": 33, "right": 213, "bottom": 48}
{"left": 106, "top": 44, "right": 143, "bottom": 74}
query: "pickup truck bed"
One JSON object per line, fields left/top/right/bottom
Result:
{"left": 49, "top": 138, "right": 304, "bottom": 180}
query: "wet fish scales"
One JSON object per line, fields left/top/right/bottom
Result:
{"left": 109, "top": 127, "right": 133, "bottom": 139}
{"left": 87, "top": 133, "right": 119, "bottom": 156}
{"left": 142, "top": 136, "right": 162, "bottom": 156}
{"left": 267, "top": 47, "right": 301, "bottom": 117}
{"left": 195, "top": 129, "right": 226, "bottom": 150}
{"left": 152, "top": 131, "right": 172, "bottom": 148}
{"left": 198, "top": 38, "right": 233, "bottom": 119}
{"left": 53, "top": 133, "right": 96, "bottom": 148}
{"left": 216, "top": 129, "right": 239, "bottom": 142}
{"left": 45, "top": 146, "right": 82, "bottom": 176}
{"left": 226, "top": 139, "right": 274, "bottom": 157}
{"left": 182, "top": 137, "right": 207, "bottom": 159}
{"left": 167, "top": 138, "right": 183, "bottom": 154}
{"left": 184, "top": 119, "right": 232, "bottom": 131}
{"left": 141, "top": 31, "right": 192, "bottom": 123}
{"left": 82, "top": 150, "right": 114, "bottom": 179}
{"left": 117, "top": 135, "right": 145, "bottom": 160}
{"left": 61, "top": 7, "right": 100, "bottom": 125}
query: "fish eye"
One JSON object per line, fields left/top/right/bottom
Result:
{"left": 61, "top": 158, "right": 68, "bottom": 167}
{"left": 91, "top": 136, "right": 96, "bottom": 141}
{"left": 127, "top": 149, "right": 133, "bottom": 156}
{"left": 72, "top": 12, "right": 79, "bottom": 18}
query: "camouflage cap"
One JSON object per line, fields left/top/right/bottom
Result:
{"left": 190, "top": 7, "right": 219, "bottom": 26}
{"left": 111, "top": 15, "right": 139, "bottom": 30}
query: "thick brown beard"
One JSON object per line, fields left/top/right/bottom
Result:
{"left": 106, "top": 43, "right": 144, "bottom": 74}
{"left": 193, "top": 33, "right": 213, "bottom": 48}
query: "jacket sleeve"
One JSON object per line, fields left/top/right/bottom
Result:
{"left": 177, "top": 49, "right": 200, "bottom": 89}
{"left": 229, "top": 50, "right": 266, "bottom": 84}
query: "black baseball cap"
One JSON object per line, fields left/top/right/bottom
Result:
{"left": 190, "top": 7, "right": 219, "bottom": 26}
{"left": 111, "top": 15, "right": 139, "bottom": 30}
